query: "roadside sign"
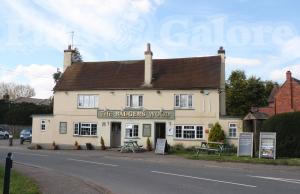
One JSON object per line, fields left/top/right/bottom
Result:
{"left": 259, "top": 132, "right": 276, "bottom": 159}
{"left": 155, "top": 138, "right": 167, "bottom": 155}
{"left": 237, "top": 132, "right": 253, "bottom": 157}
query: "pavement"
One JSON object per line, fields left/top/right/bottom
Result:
{"left": 0, "top": 140, "right": 300, "bottom": 194}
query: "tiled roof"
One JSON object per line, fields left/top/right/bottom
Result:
{"left": 267, "top": 85, "right": 279, "bottom": 103}
{"left": 54, "top": 56, "right": 221, "bottom": 91}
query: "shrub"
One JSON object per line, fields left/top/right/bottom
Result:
{"left": 74, "top": 141, "right": 81, "bottom": 150}
{"left": 262, "top": 112, "right": 300, "bottom": 157}
{"left": 146, "top": 137, "right": 152, "bottom": 151}
{"left": 171, "top": 143, "right": 185, "bottom": 152}
{"left": 51, "top": 141, "right": 58, "bottom": 150}
{"left": 100, "top": 137, "right": 106, "bottom": 150}
{"left": 208, "top": 122, "right": 226, "bottom": 143}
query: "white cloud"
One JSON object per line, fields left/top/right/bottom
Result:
{"left": 0, "top": 64, "right": 57, "bottom": 98}
{"left": 4, "top": 0, "right": 162, "bottom": 56}
{"left": 280, "top": 37, "right": 300, "bottom": 59}
{"left": 269, "top": 64, "right": 300, "bottom": 82}
{"left": 226, "top": 57, "right": 262, "bottom": 68}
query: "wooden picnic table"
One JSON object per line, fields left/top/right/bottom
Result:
{"left": 120, "top": 140, "right": 142, "bottom": 153}
{"left": 195, "top": 141, "right": 225, "bottom": 156}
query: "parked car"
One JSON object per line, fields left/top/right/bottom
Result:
{"left": 20, "top": 128, "right": 32, "bottom": 144}
{"left": 0, "top": 127, "right": 9, "bottom": 139}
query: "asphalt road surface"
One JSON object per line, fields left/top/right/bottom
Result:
{"left": 0, "top": 144, "right": 300, "bottom": 194}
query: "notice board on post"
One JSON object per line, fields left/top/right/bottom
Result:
{"left": 259, "top": 132, "right": 276, "bottom": 159}
{"left": 237, "top": 132, "right": 253, "bottom": 157}
{"left": 155, "top": 138, "right": 167, "bottom": 155}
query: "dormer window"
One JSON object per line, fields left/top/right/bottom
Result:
{"left": 126, "top": 94, "right": 143, "bottom": 108}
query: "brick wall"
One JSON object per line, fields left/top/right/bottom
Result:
{"left": 258, "top": 107, "right": 275, "bottom": 116}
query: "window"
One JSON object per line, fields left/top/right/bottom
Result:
{"left": 74, "top": 123, "right": 97, "bottom": 136}
{"left": 175, "top": 125, "right": 203, "bottom": 139}
{"left": 175, "top": 126, "right": 182, "bottom": 138}
{"left": 229, "top": 123, "right": 237, "bottom": 137}
{"left": 41, "top": 120, "right": 46, "bottom": 131}
{"left": 78, "top": 95, "right": 99, "bottom": 108}
{"left": 59, "top": 122, "right": 67, "bottom": 134}
{"left": 174, "top": 94, "right": 193, "bottom": 108}
{"left": 142, "top": 124, "right": 151, "bottom": 137}
{"left": 125, "top": 124, "right": 139, "bottom": 138}
{"left": 126, "top": 94, "right": 143, "bottom": 108}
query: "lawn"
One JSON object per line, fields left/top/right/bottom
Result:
{"left": 170, "top": 149, "right": 300, "bottom": 166}
{"left": 0, "top": 166, "right": 40, "bottom": 194}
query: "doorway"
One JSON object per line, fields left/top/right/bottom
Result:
{"left": 155, "top": 122, "right": 166, "bottom": 147}
{"left": 111, "top": 122, "right": 121, "bottom": 148}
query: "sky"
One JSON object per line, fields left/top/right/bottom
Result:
{"left": 0, "top": 0, "right": 299, "bottom": 98}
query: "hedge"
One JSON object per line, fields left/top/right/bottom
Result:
{"left": 262, "top": 112, "right": 300, "bottom": 158}
{"left": 0, "top": 101, "right": 52, "bottom": 125}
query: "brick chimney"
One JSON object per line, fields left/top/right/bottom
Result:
{"left": 286, "top": 70, "right": 292, "bottom": 82}
{"left": 286, "top": 70, "right": 294, "bottom": 110}
{"left": 218, "top": 46, "right": 226, "bottom": 116}
{"left": 63, "top": 45, "right": 75, "bottom": 71}
{"left": 143, "top": 43, "right": 153, "bottom": 87}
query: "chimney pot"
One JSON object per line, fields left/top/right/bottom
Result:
{"left": 144, "top": 43, "right": 153, "bottom": 55}
{"left": 218, "top": 46, "right": 225, "bottom": 54}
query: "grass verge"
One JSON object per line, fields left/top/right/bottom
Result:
{"left": 0, "top": 165, "right": 40, "bottom": 194}
{"left": 171, "top": 149, "right": 300, "bottom": 166}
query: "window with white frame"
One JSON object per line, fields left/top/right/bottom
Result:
{"left": 40, "top": 120, "right": 46, "bottom": 131}
{"left": 74, "top": 123, "right": 97, "bottom": 136}
{"left": 175, "top": 125, "right": 203, "bottom": 139}
{"left": 125, "top": 124, "right": 139, "bottom": 138}
{"left": 77, "top": 95, "right": 99, "bottom": 108}
{"left": 174, "top": 94, "right": 193, "bottom": 108}
{"left": 229, "top": 123, "right": 237, "bottom": 137}
{"left": 59, "top": 122, "right": 67, "bottom": 134}
{"left": 126, "top": 94, "right": 143, "bottom": 108}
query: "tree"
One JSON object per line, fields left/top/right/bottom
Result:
{"left": 72, "top": 47, "right": 83, "bottom": 62}
{"left": 226, "top": 70, "right": 248, "bottom": 116}
{"left": 208, "top": 122, "right": 226, "bottom": 142}
{"left": 0, "top": 82, "right": 35, "bottom": 100}
{"left": 53, "top": 69, "right": 62, "bottom": 83}
{"left": 226, "top": 70, "right": 278, "bottom": 116}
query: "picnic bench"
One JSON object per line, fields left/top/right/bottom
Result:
{"left": 195, "top": 141, "right": 225, "bottom": 156}
{"left": 120, "top": 140, "right": 143, "bottom": 153}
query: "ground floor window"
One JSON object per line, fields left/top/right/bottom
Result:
{"left": 41, "top": 120, "right": 46, "bottom": 131}
{"left": 175, "top": 125, "right": 203, "bottom": 139}
{"left": 59, "top": 122, "right": 67, "bottom": 134}
{"left": 74, "top": 122, "right": 97, "bottom": 136}
{"left": 125, "top": 124, "right": 139, "bottom": 138}
{"left": 229, "top": 123, "right": 237, "bottom": 137}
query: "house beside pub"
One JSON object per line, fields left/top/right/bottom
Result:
{"left": 259, "top": 71, "right": 300, "bottom": 116}
{"left": 32, "top": 44, "right": 242, "bottom": 148}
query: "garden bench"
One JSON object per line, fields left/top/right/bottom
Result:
{"left": 120, "top": 140, "right": 143, "bottom": 153}
{"left": 195, "top": 141, "right": 225, "bottom": 156}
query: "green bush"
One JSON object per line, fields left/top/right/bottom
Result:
{"left": 262, "top": 112, "right": 300, "bottom": 157}
{"left": 170, "top": 143, "right": 185, "bottom": 152}
{"left": 208, "top": 122, "right": 226, "bottom": 143}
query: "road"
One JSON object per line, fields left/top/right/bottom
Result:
{"left": 0, "top": 143, "right": 300, "bottom": 194}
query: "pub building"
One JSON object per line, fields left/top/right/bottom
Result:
{"left": 32, "top": 44, "right": 242, "bottom": 149}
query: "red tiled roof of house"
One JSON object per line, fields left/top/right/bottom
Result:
{"left": 54, "top": 56, "right": 221, "bottom": 91}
